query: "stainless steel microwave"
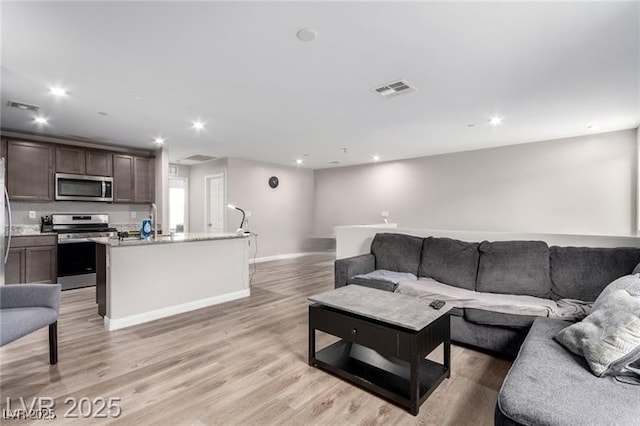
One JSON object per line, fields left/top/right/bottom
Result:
{"left": 55, "top": 173, "right": 113, "bottom": 202}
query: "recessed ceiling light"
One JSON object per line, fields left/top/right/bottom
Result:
{"left": 588, "top": 124, "right": 600, "bottom": 131}
{"left": 372, "top": 155, "right": 380, "bottom": 162}
{"left": 33, "top": 116, "right": 49, "bottom": 125}
{"left": 49, "top": 86, "right": 68, "bottom": 97}
{"left": 296, "top": 158, "right": 303, "bottom": 165}
{"left": 192, "top": 121, "right": 205, "bottom": 130}
{"left": 154, "top": 137, "right": 165, "bottom": 144}
{"left": 296, "top": 28, "right": 318, "bottom": 42}
{"left": 489, "top": 116, "right": 503, "bottom": 126}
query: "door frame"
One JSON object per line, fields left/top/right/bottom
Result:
{"left": 168, "top": 176, "right": 189, "bottom": 233}
{"left": 204, "top": 173, "right": 226, "bottom": 234}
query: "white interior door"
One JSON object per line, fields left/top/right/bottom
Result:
{"left": 206, "top": 174, "right": 225, "bottom": 234}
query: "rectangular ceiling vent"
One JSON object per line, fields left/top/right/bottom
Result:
{"left": 7, "top": 100, "right": 40, "bottom": 112}
{"left": 372, "top": 80, "right": 417, "bottom": 99}
{"left": 184, "top": 154, "right": 217, "bottom": 162}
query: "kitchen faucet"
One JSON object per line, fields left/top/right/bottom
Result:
{"left": 150, "top": 203, "right": 158, "bottom": 241}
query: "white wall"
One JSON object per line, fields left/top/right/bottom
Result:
{"left": 154, "top": 147, "right": 169, "bottom": 229}
{"left": 314, "top": 129, "right": 638, "bottom": 237}
{"left": 226, "top": 158, "right": 315, "bottom": 258}
{"left": 335, "top": 225, "right": 640, "bottom": 259}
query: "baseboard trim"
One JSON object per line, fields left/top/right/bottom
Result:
{"left": 104, "top": 288, "right": 250, "bottom": 331}
{"left": 250, "top": 252, "right": 334, "bottom": 264}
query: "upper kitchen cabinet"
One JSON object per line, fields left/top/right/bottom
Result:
{"left": 56, "top": 146, "right": 113, "bottom": 177}
{"left": 113, "top": 155, "right": 155, "bottom": 204}
{"left": 85, "top": 150, "right": 113, "bottom": 176}
{"left": 113, "top": 154, "right": 135, "bottom": 203}
{"left": 55, "top": 146, "right": 85, "bottom": 174}
{"left": 134, "top": 156, "right": 155, "bottom": 203}
{"left": 7, "top": 140, "right": 54, "bottom": 201}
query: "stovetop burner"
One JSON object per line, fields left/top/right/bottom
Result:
{"left": 50, "top": 213, "right": 118, "bottom": 241}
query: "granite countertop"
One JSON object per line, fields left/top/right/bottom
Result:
{"left": 308, "top": 285, "right": 452, "bottom": 331}
{"left": 91, "top": 232, "right": 248, "bottom": 247}
{"left": 10, "top": 225, "right": 57, "bottom": 236}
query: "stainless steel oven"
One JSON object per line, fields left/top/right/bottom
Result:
{"left": 55, "top": 173, "right": 113, "bottom": 202}
{"left": 53, "top": 214, "right": 117, "bottom": 290}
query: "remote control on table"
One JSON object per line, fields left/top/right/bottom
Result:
{"left": 430, "top": 300, "right": 446, "bottom": 310}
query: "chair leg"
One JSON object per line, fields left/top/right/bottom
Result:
{"left": 49, "top": 322, "right": 58, "bottom": 365}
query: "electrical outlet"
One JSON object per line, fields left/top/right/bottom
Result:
{"left": 131, "top": 211, "right": 137, "bottom": 219}
{"left": 29, "top": 211, "right": 36, "bottom": 219}
{"left": 381, "top": 211, "right": 390, "bottom": 218}
{"left": 245, "top": 211, "right": 252, "bottom": 218}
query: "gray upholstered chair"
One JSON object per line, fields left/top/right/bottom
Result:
{"left": 0, "top": 284, "right": 61, "bottom": 364}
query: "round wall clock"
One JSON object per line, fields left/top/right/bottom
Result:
{"left": 268, "top": 176, "right": 279, "bottom": 188}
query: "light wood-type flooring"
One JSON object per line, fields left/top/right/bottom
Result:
{"left": 1, "top": 254, "right": 512, "bottom": 425}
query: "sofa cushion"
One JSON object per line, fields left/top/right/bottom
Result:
{"left": 477, "top": 241, "right": 552, "bottom": 298}
{"left": 555, "top": 274, "right": 640, "bottom": 377}
{"left": 497, "top": 318, "right": 640, "bottom": 426}
{"left": 464, "top": 309, "right": 537, "bottom": 330}
{"left": 371, "top": 233, "right": 423, "bottom": 274}
{"left": 550, "top": 246, "right": 640, "bottom": 302}
{"left": 418, "top": 237, "right": 479, "bottom": 290}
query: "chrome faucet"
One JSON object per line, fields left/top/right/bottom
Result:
{"left": 150, "top": 203, "right": 158, "bottom": 241}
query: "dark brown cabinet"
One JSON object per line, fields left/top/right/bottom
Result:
{"left": 7, "top": 140, "right": 54, "bottom": 201}
{"left": 113, "top": 154, "right": 135, "bottom": 203}
{"left": 134, "top": 157, "right": 155, "bottom": 203}
{"left": 5, "top": 248, "right": 24, "bottom": 284}
{"left": 55, "top": 146, "right": 85, "bottom": 174}
{"left": 5, "top": 235, "right": 57, "bottom": 284}
{"left": 113, "top": 154, "right": 154, "bottom": 203}
{"left": 57, "top": 146, "right": 113, "bottom": 177}
{"left": 3, "top": 135, "right": 152, "bottom": 204}
{"left": 85, "top": 150, "right": 112, "bottom": 176}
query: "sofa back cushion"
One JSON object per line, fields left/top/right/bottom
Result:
{"left": 550, "top": 246, "right": 640, "bottom": 302}
{"left": 418, "top": 237, "right": 480, "bottom": 290}
{"left": 477, "top": 241, "right": 552, "bottom": 298}
{"left": 371, "top": 233, "right": 423, "bottom": 275}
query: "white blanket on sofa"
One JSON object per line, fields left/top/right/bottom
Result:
{"left": 395, "top": 277, "right": 591, "bottom": 320}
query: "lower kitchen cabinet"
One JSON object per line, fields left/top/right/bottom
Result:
{"left": 5, "top": 235, "right": 57, "bottom": 284}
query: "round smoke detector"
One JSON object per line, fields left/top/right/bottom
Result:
{"left": 296, "top": 28, "right": 318, "bottom": 42}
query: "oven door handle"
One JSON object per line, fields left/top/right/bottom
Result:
{"left": 58, "top": 238, "right": 92, "bottom": 244}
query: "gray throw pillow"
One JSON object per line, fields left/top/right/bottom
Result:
{"left": 556, "top": 274, "right": 640, "bottom": 378}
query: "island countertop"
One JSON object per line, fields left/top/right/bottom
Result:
{"left": 91, "top": 232, "right": 248, "bottom": 247}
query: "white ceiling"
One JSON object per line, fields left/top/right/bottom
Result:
{"left": 1, "top": 1, "right": 638, "bottom": 169}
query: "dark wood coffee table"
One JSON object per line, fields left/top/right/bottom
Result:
{"left": 308, "top": 285, "right": 451, "bottom": 416}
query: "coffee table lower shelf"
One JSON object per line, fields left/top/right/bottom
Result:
{"left": 312, "top": 340, "right": 448, "bottom": 412}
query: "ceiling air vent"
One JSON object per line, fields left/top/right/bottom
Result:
{"left": 372, "top": 80, "right": 417, "bottom": 99}
{"left": 184, "top": 154, "right": 217, "bottom": 162}
{"left": 7, "top": 100, "right": 40, "bottom": 112}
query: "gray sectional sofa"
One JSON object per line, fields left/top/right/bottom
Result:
{"left": 335, "top": 233, "right": 640, "bottom": 357}
{"left": 335, "top": 233, "right": 640, "bottom": 425}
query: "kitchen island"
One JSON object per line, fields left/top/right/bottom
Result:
{"left": 94, "top": 233, "right": 250, "bottom": 330}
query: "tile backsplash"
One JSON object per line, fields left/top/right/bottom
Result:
{"left": 10, "top": 201, "right": 153, "bottom": 225}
